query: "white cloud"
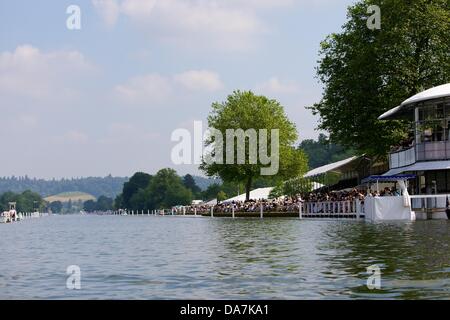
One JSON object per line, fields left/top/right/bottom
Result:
{"left": 174, "top": 70, "right": 223, "bottom": 92}
{"left": 0, "top": 45, "right": 93, "bottom": 102}
{"left": 115, "top": 70, "right": 224, "bottom": 105}
{"left": 114, "top": 73, "right": 172, "bottom": 105}
{"left": 255, "top": 77, "right": 300, "bottom": 95}
{"left": 92, "top": 0, "right": 296, "bottom": 51}
{"left": 92, "top": 0, "right": 120, "bottom": 27}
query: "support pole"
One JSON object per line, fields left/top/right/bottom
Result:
{"left": 299, "top": 202, "right": 303, "bottom": 220}
{"left": 260, "top": 203, "right": 263, "bottom": 219}
{"left": 356, "top": 200, "right": 361, "bottom": 220}
{"left": 193, "top": 208, "right": 195, "bottom": 216}
{"left": 210, "top": 206, "right": 214, "bottom": 217}
{"left": 232, "top": 206, "right": 235, "bottom": 219}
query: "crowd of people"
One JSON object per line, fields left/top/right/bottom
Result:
{"left": 175, "top": 187, "right": 401, "bottom": 214}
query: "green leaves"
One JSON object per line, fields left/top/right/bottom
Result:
{"left": 201, "top": 90, "right": 308, "bottom": 200}
{"left": 310, "top": 0, "right": 450, "bottom": 156}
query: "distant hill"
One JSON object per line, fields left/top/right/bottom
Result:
{"left": 44, "top": 192, "right": 96, "bottom": 203}
{"left": 0, "top": 176, "right": 128, "bottom": 198}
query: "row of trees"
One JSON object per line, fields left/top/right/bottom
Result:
{"left": 0, "top": 190, "right": 45, "bottom": 212}
{"left": 0, "top": 175, "right": 128, "bottom": 198}
{"left": 114, "top": 169, "right": 195, "bottom": 210}
{"left": 299, "top": 134, "right": 355, "bottom": 169}
{"left": 83, "top": 196, "right": 114, "bottom": 212}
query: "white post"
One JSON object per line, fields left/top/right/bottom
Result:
{"left": 260, "top": 203, "right": 263, "bottom": 219}
{"left": 193, "top": 208, "right": 195, "bottom": 216}
{"left": 299, "top": 202, "right": 303, "bottom": 219}
{"left": 210, "top": 206, "right": 214, "bottom": 217}
{"left": 232, "top": 206, "right": 235, "bottom": 219}
{"left": 356, "top": 200, "right": 361, "bottom": 220}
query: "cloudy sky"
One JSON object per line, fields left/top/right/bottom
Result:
{"left": 0, "top": 0, "right": 355, "bottom": 178}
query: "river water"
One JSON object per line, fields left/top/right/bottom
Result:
{"left": 0, "top": 215, "right": 449, "bottom": 299}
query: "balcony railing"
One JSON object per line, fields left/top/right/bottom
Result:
{"left": 389, "top": 142, "right": 450, "bottom": 169}
{"left": 416, "top": 141, "right": 450, "bottom": 161}
{"left": 389, "top": 147, "right": 416, "bottom": 169}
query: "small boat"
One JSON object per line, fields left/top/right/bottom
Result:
{"left": 1, "top": 202, "right": 19, "bottom": 223}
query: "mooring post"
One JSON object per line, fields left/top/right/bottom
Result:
{"left": 210, "top": 206, "right": 214, "bottom": 217}
{"left": 299, "top": 202, "right": 303, "bottom": 220}
{"left": 193, "top": 207, "right": 196, "bottom": 216}
{"left": 232, "top": 206, "right": 235, "bottom": 219}
{"left": 356, "top": 200, "right": 361, "bottom": 220}
{"left": 260, "top": 203, "right": 263, "bottom": 219}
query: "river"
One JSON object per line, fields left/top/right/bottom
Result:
{"left": 0, "top": 215, "right": 449, "bottom": 299}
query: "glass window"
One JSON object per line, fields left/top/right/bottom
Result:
{"left": 437, "top": 103, "right": 444, "bottom": 119}
{"left": 445, "top": 102, "right": 450, "bottom": 118}
{"left": 424, "top": 105, "right": 436, "bottom": 120}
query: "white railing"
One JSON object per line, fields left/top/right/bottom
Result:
{"left": 301, "top": 200, "right": 364, "bottom": 217}
{"left": 389, "top": 147, "right": 416, "bottom": 169}
{"left": 410, "top": 194, "right": 450, "bottom": 210}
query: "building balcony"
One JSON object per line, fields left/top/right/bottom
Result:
{"left": 389, "top": 142, "right": 450, "bottom": 169}
{"left": 389, "top": 147, "right": 416, "bottom": 169}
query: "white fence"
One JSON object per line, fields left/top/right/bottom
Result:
{"left": 301, "top": 200, "right": 364, "bottom": 217}
{"left": 410, "top": 194, "right": 450, "bottom": 210}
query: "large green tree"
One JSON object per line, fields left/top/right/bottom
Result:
{"left": 309, "top": 0, "right": 450, "bottom": 156}
{"left": 201, "top": 91, "right": 308, "bottom": 201}
{"left": 182, "top": 174, "right": 201, "bottom": 198}
{"left": 122, "top": 172, "right": 152, "bottom": 209}
{"left": 146, "top": 169, "right": 192, "bottom": 209}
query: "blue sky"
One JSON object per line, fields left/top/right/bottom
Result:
{"left": 0, "top": 0, "right": 356, "bottom": 178}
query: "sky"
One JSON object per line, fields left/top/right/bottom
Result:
{"left": 0, "top": 0, "right": 356, "bottom": 179}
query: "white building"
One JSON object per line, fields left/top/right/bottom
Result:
{"left": 379, "top": 83, "right": 450, "bottom": 195}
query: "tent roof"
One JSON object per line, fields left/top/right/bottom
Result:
{"left": 401, "top": 83, "right": 450, "bottom": 106}
{"left": 382, "top": 160, "right": 450, "bottom": 176}
{"left": 303, "top": 156, "right": 360, "bottom": 178}
{"left": 222, "top": 187, "right": 273, "bottom": 203}
{"left": 379, "top": 83, "right": 450, "bottom": 120}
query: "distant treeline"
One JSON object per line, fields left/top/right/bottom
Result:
{"left": 0, "top": 175, "right": 128, "bottom": 198}
{"left": 299, "top": 134, "right": 356, "bottom": 169}
{"left": 0, "top": 175, "right": 216, "bottom": 199}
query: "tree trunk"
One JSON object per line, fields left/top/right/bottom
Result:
{"left": 245, "top": 176, "right": 252, "bottom": 202}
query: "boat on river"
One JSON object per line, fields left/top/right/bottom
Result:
{"left": 1, "top": 202, "right": 19, "bottom": 223}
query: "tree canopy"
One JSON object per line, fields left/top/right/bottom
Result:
{"left": 299, "top": 134, "right": 355, "bottom": 169}
{"left": 201, "top": 90, "right": 308, "bottom": 201}
{"left": 0, "top": 190, "right": 44, "bottom": 212}
{"left": 115, "top": 169, "right": 193, "bottom": 210}
{"left": 309, "top": 0, "right": 450, "bottom": 156}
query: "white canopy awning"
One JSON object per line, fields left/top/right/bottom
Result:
{"left": 383, "top": 160, "right": 450, "bottom": 176}
{"left": 222, "top": 187, "right": 273, "bottom": 203}
{"left": 401, "top": 83, "right": 450, "bottom": 106}
{"left": 303, "top": 156, "right": 359, "bottom": 178}
{"left": 379, "top": 83, "right": 450, "bottom": 120}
